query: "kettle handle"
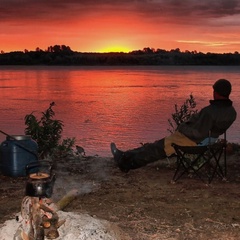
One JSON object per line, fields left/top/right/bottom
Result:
{"left": 26, "top": 161, "right": 53, "bottom": 175}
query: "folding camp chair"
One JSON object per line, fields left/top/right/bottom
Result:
{"left": 171, "top": 132, "right": 227, "bottom": 184}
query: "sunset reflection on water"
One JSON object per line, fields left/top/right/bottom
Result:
{"left": 0, "top": 66, "right": 239, "bottom": 156}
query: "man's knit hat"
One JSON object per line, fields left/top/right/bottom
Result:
{"left": 213, "top": 79, "right": 232, "bottom": 97}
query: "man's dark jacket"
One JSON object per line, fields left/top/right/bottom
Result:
{"left": 177, "top": 99, "right": 237, "bottom": 143}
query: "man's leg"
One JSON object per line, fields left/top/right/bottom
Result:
{"left": 111, "top": 131, "right": 197, "bottom": 172}
{"left": 111, "top": 138, "right": 166, "bottom": 172}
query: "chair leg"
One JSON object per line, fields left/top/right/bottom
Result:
{"left": 172, "top": 142, "right": 227, "bottom": 184}
{"left": 173, "top": 155, "right": 209, "bottom": 184}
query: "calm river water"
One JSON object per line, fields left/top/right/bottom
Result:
{"left": 0, "top": 65, "right": 239, "bottom": 157}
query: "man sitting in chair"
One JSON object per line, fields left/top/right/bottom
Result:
{"left": 110, "top": 79, "right": 237, "bottom": 172}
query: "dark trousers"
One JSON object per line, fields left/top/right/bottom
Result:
{"left": 120, "top": 138, "right": 167, "bottom": 170}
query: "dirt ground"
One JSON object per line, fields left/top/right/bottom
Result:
{"left": 0, "top": 152, "right": 240, "bottom": 240}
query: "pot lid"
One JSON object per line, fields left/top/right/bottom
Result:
{"left": 29, "top": 172, "right": 50, "bottom": 179}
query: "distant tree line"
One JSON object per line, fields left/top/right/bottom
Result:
{"left": 0, "top": 44, "right": 239, "bottom": 65}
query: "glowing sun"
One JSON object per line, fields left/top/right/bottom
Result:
{"left": 98, "top": 44, "right": 131, "bottom": 53}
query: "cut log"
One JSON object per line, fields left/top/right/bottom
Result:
{"left": 55, "top": 189, "right": 79, "bottom": 211}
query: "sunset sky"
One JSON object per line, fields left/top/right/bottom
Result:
{"left": 1, "top": 0, "right": 240, "bottom": 53}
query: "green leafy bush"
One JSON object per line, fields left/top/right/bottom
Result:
{"left": 52, "top": 137, "right": 76, "bottom": 159}
{"left": 24, "top": 102, "right": 75, "bottom": 159}
{"left": 168, "top": 94, "right": 198, "bottom": 133}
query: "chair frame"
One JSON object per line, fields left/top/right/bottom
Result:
{"left": 172, "top": 132, "right": 227, "bottom": 184}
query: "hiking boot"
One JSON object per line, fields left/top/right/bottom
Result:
{"left": 110, "top": 143, "right": 130, "bottom": 173}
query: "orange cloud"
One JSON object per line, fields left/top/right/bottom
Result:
{"left": 1, "top": 0, "right": 240, "bottom": 53}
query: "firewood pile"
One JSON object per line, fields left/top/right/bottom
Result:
{"left": 0, "top": 160, "right": 130, "bottom": 240}
{"left": 0, "top": 188, "right": 130, "bottom": 240}
{"left": 14, "top": 196, "right": 65, "bottom": 240}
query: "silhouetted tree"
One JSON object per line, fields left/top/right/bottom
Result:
{"left": 156, "top": 48, "right": 167, "bottom": 54}
{"left": 53, "top": 45, "right": 61, "bottom": 53}
{"left": 170, "top": 48, "right": 181, "bottom": 53}
{"left": 143, "top": 47, "right": 154, "bottom": 54}
{"left": 0, "top": 46, "right": 240, "bottom": 65}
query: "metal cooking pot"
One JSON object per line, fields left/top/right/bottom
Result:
{"left": 25, "top": 161, "right": 56, "bottom": 198}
